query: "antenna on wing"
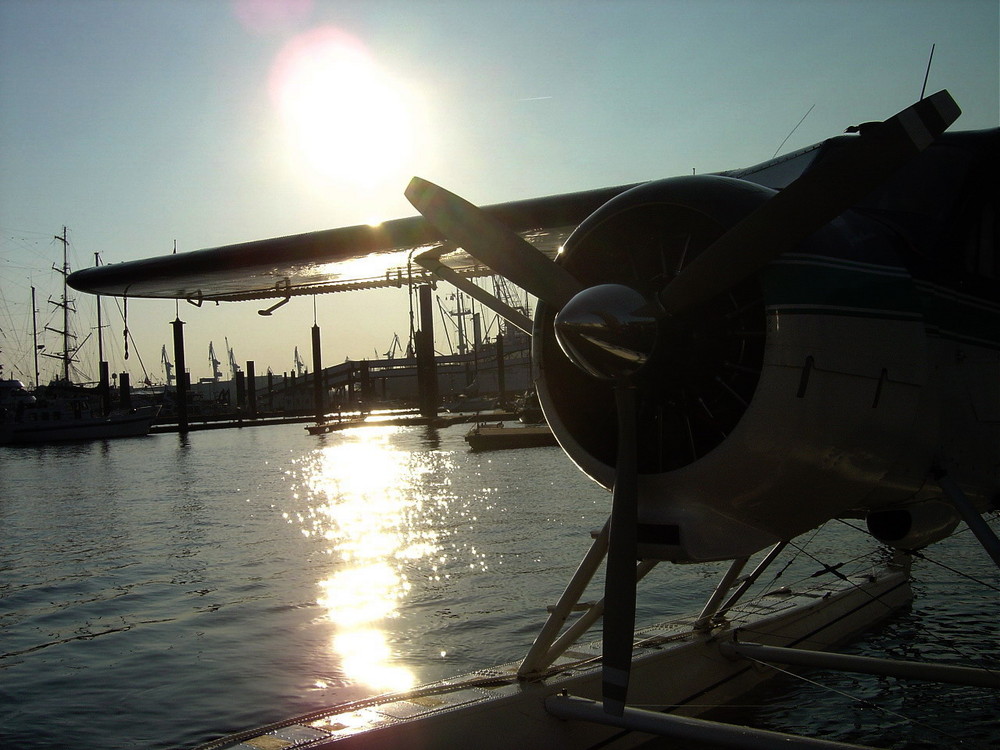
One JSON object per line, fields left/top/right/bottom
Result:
{"left": 773, "top": 103, "right": 815, "bottom": 158}
{"left": 920, "top": 43, "right": 936, "bottom": 100}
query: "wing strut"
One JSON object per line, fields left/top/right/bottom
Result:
{"left": 935, "top": 470, "right": 1000, "bottom": 569}
{"left": 414, "top": 251, "right": 533, "bottom": 335}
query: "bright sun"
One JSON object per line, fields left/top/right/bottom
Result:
{"left": 270, "top": 27, "right": 416, "bottom": 188}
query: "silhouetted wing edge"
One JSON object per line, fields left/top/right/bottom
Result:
{"left": 68, "top": 184, "right": 639, "bottom": 302}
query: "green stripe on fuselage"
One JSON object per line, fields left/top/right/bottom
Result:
{"left": 760, "top": 257, "right": 1000, "bottom": 350}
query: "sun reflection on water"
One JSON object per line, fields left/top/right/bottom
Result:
{"left": 286, "top": 426, "right": 458, "bottom": 692}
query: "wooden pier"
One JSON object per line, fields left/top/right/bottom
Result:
{"left": 151, "top": 409, "right": 518, "bottom": 435}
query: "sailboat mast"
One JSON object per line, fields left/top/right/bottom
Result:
{"left": 94, "top": 251, "right": 104, "bottom": 363}
{"left": 31, "top": 286, "right": 40, "bottom": 388}
{"left": 54, "top": 226, "right": 70, "bottom": 383}
{"left": 38, "top": 229, "right": 82, "bottom": 385}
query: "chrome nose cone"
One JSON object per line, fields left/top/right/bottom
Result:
{"left": 554, "top": 283, "right": 658, "bottom": 381}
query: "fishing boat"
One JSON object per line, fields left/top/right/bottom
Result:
{"left": 0, "top": 378, "right": 159, "bottom": 444}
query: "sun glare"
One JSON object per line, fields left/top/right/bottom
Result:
{"left": 334, "top": 629, "right": 416, "bottom": 691}
{"left": 270, "top": 27, "right": 417, "bottom": 188}
{"left": 294, "top": 429, "right": 432, "bottom": 692}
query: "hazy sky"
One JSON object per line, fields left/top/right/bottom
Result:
{"left": 1, "top": 0, "right": 997, "bottom": 386}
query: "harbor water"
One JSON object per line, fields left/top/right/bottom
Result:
{"left": 1, "top": 423, "right": 997, "bottom": 749}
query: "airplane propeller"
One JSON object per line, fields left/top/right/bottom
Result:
{"left": 404, "top": 178, "right": 584, "bottom": 310}
{"left": 405, "top": 90, "right": 960, "bottom": 715}
{"left": 554, "top": 283, "right": 657, "bottom": 714}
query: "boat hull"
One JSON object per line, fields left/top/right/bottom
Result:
{"left": 0, "top": 405, "right": 160, "bottom": 444}
{"left": 197, "top": 561, "right": 912, "bottom": 750}
{"left": 465, "top": 424, "right": 558, "bottom": 452}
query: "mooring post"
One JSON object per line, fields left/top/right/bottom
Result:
{"left": 246, "top": 360, "right": 256, "bottom": 418}
{"left": 119, "top": 371, "right": 131, "bottom": 409}
{"left": 311, "top": 323, "right": 324, "bottom": 423}
{"left": 171, "top": 317, "right": 188, "bottom": 431}
{"left": 235, "top": 370, "right": 246, "bottom": 411}
{"left": 496, "top": 332, "right": 506, "bottom": 406}
{"left": 416, "top": 284, "right": 438, "bottom": 419}
{"left": 360, "top": 360, "right": 372, "bottom": 409}
{"left": 99, "top": 361, "right": 111, "bottom": 415}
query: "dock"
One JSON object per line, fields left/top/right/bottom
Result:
{"left": 305, "top": 409, "right": 518, "bottom": 435}
{"left": 150, "top": 408, "right": 519, "bottom": 435}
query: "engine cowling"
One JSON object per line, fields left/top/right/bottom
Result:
{"left": 534, "top": 176, "right": 933, "bottom": 562}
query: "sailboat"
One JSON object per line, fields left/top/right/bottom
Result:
{"left": 0, "top": 379, "right": 160, "bottom": 444}
{"left": 0, "top": 229, "right": 159, "bottom": 445}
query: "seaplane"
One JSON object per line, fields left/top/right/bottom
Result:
{"left": 69, "top": 91, "right": 999, "bottom": 749}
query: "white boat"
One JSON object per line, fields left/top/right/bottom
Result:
{"left": 0, "top": 378, "right": 159, "bottom": 445}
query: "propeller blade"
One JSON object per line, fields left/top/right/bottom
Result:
{"left": 405, "top": 177, "right": 584, "bottom": 309}
{"left": 414, "top": 250, "right": 534, "bottom": 335}
{"left": 602, "top": 385, "right": 639, "bottom": 716}
{"left": 658, "top": 90, "right": 961, "bottom": 316}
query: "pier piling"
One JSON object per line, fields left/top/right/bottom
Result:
{"left": 496, "top": 334, "right": 506, "bottom": 405}
{"left": 99, "top": 361, "right": 111, "bottom": 415}
{"left": 119, "top": 372, "right": 131, "bottom": 409}
{"left": 235, "top": 371, "right": 246, "bottom": 410}
{"left": 171, "top": 317, "right": 188, "bottom": 432}
{"left": 247, "top": 361, "right": 257, "bottom": 417}
{"left": 311, "top": 324, "right": 324, "bottom": 423}
{"left": 416, "top": 284, "right": 438, "bottom": 419}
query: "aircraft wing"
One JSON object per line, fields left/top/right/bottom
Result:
{"left": 67, "top": 184, "right": 640, "bottom": 302}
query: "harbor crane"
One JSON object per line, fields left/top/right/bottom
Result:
{"left": 209, "top": 341, "right": 223, "bottom": 382}
{"left": 225, "top": 337, "right": 241, "bottom": 380}
{"left": 161, "top": 345, "right": 174, "bottom": 387}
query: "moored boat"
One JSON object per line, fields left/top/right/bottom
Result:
{"left": 0, "top": 230, "right": 161, "bottom": 445}
{"left": 465, "top": 422, "right": 557, "bottom": 451}
{"left": 0, "top": 378, "right": 159, "bottom": 445}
